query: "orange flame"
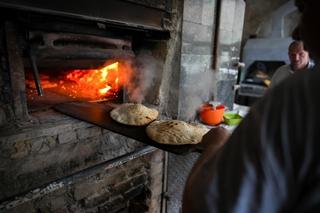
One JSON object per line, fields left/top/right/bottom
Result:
{"left": 26, "top": 61, "right": 132, "bottom": 101}
{"left": 63, "top": 62, "right": 121, "bottom": 100}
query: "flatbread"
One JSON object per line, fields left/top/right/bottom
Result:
{"left": 110, "top": 103, "right": 159, "bottom": 126}
{"left": 146, "top": 120, "right": 209, "bottom": 145}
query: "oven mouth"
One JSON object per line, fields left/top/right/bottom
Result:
{"left": 24, "top": 59, "right": 135, "bottom": 112}
{"left": 23, "top": 31, "right": 135, "bottom": 112}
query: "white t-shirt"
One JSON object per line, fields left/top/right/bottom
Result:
{"left": 270, "top": 61, "right": 314, "bottom": 88}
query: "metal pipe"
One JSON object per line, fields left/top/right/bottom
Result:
{"left": 29, "top": 48, "right": 43, "bottom": 96}
{"left": 161, "top": 151, "right": 169, "bottom": 213}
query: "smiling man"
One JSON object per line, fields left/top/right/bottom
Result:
{"left": 270, "top": 40, "right": 313, "bottom": 88}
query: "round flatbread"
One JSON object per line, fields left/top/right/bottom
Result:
{"left": 110, "top": 103, "right": 159, "bottom": 126}
{"left": 146, "top": 120, "right": 209, "bottom": 145}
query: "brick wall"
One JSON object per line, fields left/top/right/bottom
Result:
{"left": 178, "top": 0, "right": 217, "bottom": 121}
{"left": 1, "top": 149, "right": 164, "bottom": 213}
{"left": 0, "top": 111, "right": 164, "bottom": 213}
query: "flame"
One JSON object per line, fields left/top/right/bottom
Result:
{"left": 26, "top": 61, "right": 130, "bottom": 101}
{"left": 63, "top": 62, "right": 121, "bottom": 100}
{"left": 99, "top": 85, "right": 112, "bottom": 95}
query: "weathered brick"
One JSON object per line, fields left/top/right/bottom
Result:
{"left": 149, "top": 182, "right": 163, "bottom": 197}
{"left": 2, "top": 123, "right": 73, "bottom": 143}
{"left": 58, "top": 131, "right": 77, "bottom": 144}
{"left": 74, "top": 168, "right": 127, "bottom": 202}
{"left": 50, "top": 207, "right": 69, "bottom": 213}
{"left": 83, "top": 191, "right": 112, "bottom": 208}
{"left": 52, "top": 187, "right": 67, "bottom": 196}
{"left": 0, "top": 116, "right": 163, "bottom": 212}
{"left": 38, "top": 136, "right": 57, "bottom": 153}
{"left": 127, "top": 164, "right": 147, "bottom": 178}
{"left": 72, "top": 120, "right": 93, "bottom": 130}
{"left": 74, "top": 180, "right": 107, "bottom": 201}
{"left": 183, "top": 0, "right": 202, "bottom": 24}
{"left": 201, "top": 0, "right": 215, "bottom": 26}
{"left": 74, "top": 182, "right": 93, "bottom": 201}
{"left": 101, "top": 128, "right": 112, "bottom": 135}
{"left": 181, "top": 54, "right": 212, "bottom": 75}
{"left": 123, "top": 184, "right": 145, "bottom": 200}
{"left": 10, "top": 140, "right": 31, "bottom": 159}
{"left": 182, "top": 21, "right": 213, "bottom": 43}
{"left": 50, "top": 196, "right": 66, "bottom": 211}
{"left": 220, "top": 0, "right": 236, "bottom": 31}
{"left": 149, "top": 161, "right": 164, "bottom": 177}
{"left": 1, "top": 201, "right": 35, "bottom": 213}
{"left": 127, "top": 175, "right": 147, "bottom": 189}
{"left": 182, "top": 42, "right": 212, "bottom": 55}
{"left": 32, "top": 110, "right": 69, "bottom": 123}
{"left": 102, "top": 170, "right": 127, "bottom": 186}
{"left": 35, "top": 196, "right": 52, "bottom": 212}
{"left": 30, "top": 137, "right": 44, "bottom": 153}
{"left": 111, "top": 181, "right": 133, "bottom": 195}
{"left": 149, "top": 150, "right": 164, "bottom": 163}
{"left": 76, "top": 126, "right": 102, "bottom": 140}
{"left": 148, "top": 199, "right": 161, "bottom": 213}
{"left": 104, "top": 195, "right": 127, "bottom": 212}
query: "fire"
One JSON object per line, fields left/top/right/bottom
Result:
{"left": 26, "top": 61, "right": 129, "bottom": 101}
{"left": 65, "top": 62, "right": 121, "bottom": 100}
{"left": 99, "top": 86, "right": 112, "bottom": 95}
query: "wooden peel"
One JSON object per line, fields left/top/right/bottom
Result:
{"left": 54, "top": 101, "right": 207, "bottom": 155}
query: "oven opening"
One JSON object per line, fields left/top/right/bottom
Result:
{"left": 237, "top": 60, "right": 286, "bottom": 100}
{"left": 244, "top": 60, "right": 286, "bottom": 83}
{"left": 22, "top": 30, "right": 135, "bottom": 111}
{"left": 25, "top": 60, "right": 134, "bottom": 111}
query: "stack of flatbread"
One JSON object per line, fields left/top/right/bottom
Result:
{"left": 110, "top": 103, "right": 209, "bottom": 145}
{"left": 110, "top": 103, "right": 159, "bottom": 126}
{"left": 146, "top": 120, "right": 209, "bottom": 145}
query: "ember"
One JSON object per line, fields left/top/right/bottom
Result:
{"left": 26, "top": 61, "right": 129, "bottom": 102}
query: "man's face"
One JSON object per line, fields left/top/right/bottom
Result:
{"left": 288, "top": 44, "right": 309, "bottom": 71}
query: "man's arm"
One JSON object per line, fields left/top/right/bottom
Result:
{"left": 186, "top": 127, "right": 229, "bottom": 190}
{"left": 183, "top": 106, "right": 266, "bottom": 213}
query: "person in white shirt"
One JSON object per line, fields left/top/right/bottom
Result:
{"left": 270, "top": 40, "right": 313, "bottom": 88}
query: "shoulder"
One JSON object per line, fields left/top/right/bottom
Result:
{"left": 273, "top": 64, "right": 292, "bottom": 77}
{"left": 253, "top": 69, "right": 320, "bottom": 140}
{"left": 307, "top": 59, "right": 316, "bottom": 69}
{"left": 274, "top": 64, "right": 291, "bottom": 74}
{"left": 270, "top": 64, "right": 292, "bottom": 87}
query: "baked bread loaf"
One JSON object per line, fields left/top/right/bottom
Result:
{"left": 146, "top": 120, "right": 209, "bottom": 145}
{"left": 110, "top": 103, "right": 159, "bottom": 126}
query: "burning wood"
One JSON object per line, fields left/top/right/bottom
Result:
{"left": 26, "top": 62, "right": 129, "bottom": 102}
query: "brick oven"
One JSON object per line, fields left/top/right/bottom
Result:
{"left": 0, "top": 0, "right": 239, "bottom": 212}
{"left": 0, "top": 1, "right": 180, "bottom": 212}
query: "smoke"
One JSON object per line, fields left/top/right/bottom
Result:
{"left": 180, "top": 71, "right": 216, "bottom": 121}
{"left": 122, "top": 49, "right": 217, "bottom": 122}
{"left": 125, "top": 50, "right": 162, "bottom": 103}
